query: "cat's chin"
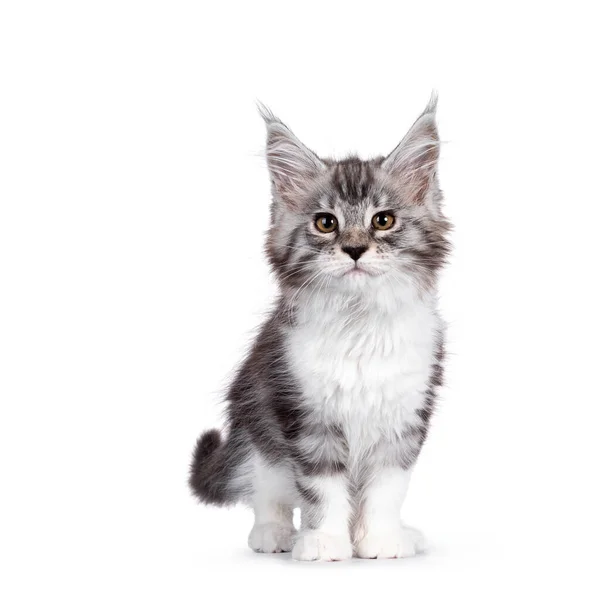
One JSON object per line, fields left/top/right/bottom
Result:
{"left": 330, "top": 268, "right": 388, "bottom": 295}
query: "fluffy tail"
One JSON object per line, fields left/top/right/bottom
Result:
{"left": 188, "top": 429, "right": 237, "bottom": 505}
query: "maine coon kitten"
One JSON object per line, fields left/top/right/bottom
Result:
{"left": 189, "top": 95, "right": 450, "bottom": 561}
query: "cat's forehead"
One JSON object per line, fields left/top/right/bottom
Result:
{"left": 313, "top": 156, "right": 392, "bottom": 221}
{"left": 329, "top": 157, "right": 381, "bottom": 204}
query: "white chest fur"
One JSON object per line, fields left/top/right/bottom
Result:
{"left": 286, "top": 286, "right": 439, "bottom": 450}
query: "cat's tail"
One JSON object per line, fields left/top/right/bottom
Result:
{"left": 188, "top": 429, "right": 241, "bottom": 506}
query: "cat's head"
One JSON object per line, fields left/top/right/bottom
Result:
{"left": 261, "top": 95, "right": 450, "bottom": 299}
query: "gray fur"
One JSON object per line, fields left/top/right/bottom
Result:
{"left": 189, "top": 97, "right": 451, "bottom": 557}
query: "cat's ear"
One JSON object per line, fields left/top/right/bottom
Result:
{"left": 259, "top": 103, "right": 325, "bottom": 209}
{"left": 381, "top": 93, "right": 440, "bottom": 204}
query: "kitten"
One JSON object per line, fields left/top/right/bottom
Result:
{"left": 189, "top": 95, "right": 451, "bottom": 561}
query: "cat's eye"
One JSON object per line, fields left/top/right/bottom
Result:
{"left": 372, "top": 212, "right": 395, "bottom": 231}
{"left": 314, "top": 213, "right": 338, "bottom": 234}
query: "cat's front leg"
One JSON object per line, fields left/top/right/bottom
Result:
{"left": 354, "top": 467, "right": 425, "bottom": 559}
{"left": 290, "top": 424, "right": 353, "bottom": 561}
{"left": 293, "top": 471, "right": 354, "bottom": 561}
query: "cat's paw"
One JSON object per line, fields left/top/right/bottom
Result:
{"left": 355, "top": 526, "right": 425, "bottom": 559}
{"left": 248, "top": 523, "right": 296, "bottom": 553}
{"left": 292, "top": 530, "right": 353, "bottom": 561}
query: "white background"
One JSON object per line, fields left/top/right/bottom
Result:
{"left": 1, "top": 1, "right": 599, "bottom": 598}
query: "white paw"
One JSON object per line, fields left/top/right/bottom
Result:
{"left": 248, "top": 523, "right": 296, "bottom": 553}
{"left": 292, "top": 530, "right": 353, "bottom": 562}
{"left": 355, "top": 526, "right": 425, "bottom": 559}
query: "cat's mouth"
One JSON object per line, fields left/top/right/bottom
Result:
{"left": 339, "top": 262, "right": 390, "bottom": 279}
{"left": 344, "top": 265, "right": 371, "bottom": 277}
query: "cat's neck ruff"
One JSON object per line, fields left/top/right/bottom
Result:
{"left": 292, "top": 275, "right": 435, "bottom": 327}
{"left": 285, "top": 273, "right": 439, "bottom": 428}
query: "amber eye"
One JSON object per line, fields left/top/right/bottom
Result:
{"left": 314, "top": 213, "right": 338, "bottom": 233}
{"left": 372, "top": 212, "right": 395, "bottom": 231}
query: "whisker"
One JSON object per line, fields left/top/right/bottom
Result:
{"left": 272, "top": 243, "right": 321, "bottom": 255}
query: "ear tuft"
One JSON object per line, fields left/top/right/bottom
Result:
{"left": 423, "top": 90, "right": 438, "bottom": 116}
{"left": 381, "top": 93, "right": 441, "bottom": 203}
{"left": 258, "top": 103, "right": 325, "bottom": 209}
{"left": 256, "top": 100, "right": 279, "bottom": 126}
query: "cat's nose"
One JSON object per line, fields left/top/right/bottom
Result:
{"left": 342, "top": 245, "right": 368, "bottom": 262}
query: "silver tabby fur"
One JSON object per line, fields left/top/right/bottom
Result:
{"left": 189, "top": 94, "right": 451, "bottom": 561}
